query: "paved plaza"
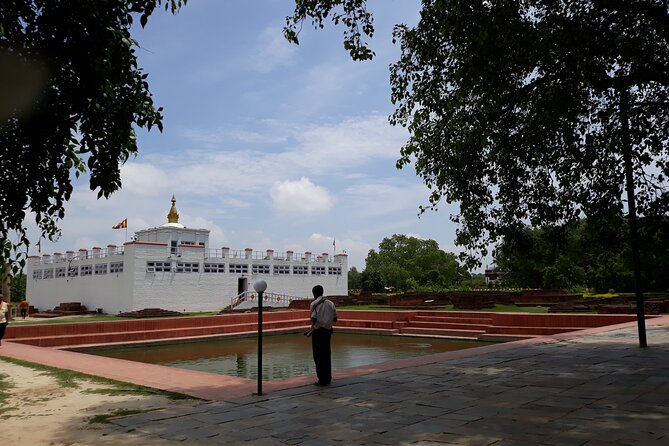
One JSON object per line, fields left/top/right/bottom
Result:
{"left": 97, "top": 318, "right": 669, "bottom": 445}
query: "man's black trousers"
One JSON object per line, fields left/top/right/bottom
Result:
{"left": 311, "top": 327, "right": 333, "bottom": 385}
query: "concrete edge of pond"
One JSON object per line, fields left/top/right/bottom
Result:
{"left": 1, "top": 316, "right": 667, "bottom": 401}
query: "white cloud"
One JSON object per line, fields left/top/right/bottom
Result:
{"left": 405, "top": 232, "right": 425, "bottom": 240}
{"left": 284, "top": 115, "right": 406, "bottom": 170}
{"left": 121, "top": 163, "right": 174, "bottom": 197}
{"left": 229, "top": 129, "right": 288, "bottom": 144}
{"left": 309, "top": 233, "right": 335, "bottom": 252}
{"left": 175, "top": 115, "right": 406, "bottom": 192}
{"left": 72, "top": 237, "right": 100, "bottom": 251}
{"left": 181, "top": 214, "right": 227, "bottom": 246}
{"left": 180, "top": 127, "right": 288, "bottom": 146}
{"left": 270, "top": 177, "right": 334, "bottom": 215}
{"left": 307, "top": 233, "right": 372, "bottom": 269}
{"left": 295, "top": 61, "right": 371, "bottom": 112}
{"left": 250, "top": 27, "right": 296, "bottom": 73}
{"left": 345, "top": 180, "right": 428, "bottom": 217}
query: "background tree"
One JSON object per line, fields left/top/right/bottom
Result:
{"left": 347, "top": 266, "right": 362, "bottom": 290}
{"left": 1, "top": 267, "right": 9, "bottom": 303}
{"left": 495, "top": 216, "right": 669, "bottom": 292}
{"left": 0, "top": 0, "right": 186, "bottom": 274}
{"left": 362, "top": 234, "right": 468, "bottom": 291}
{"left": 9, "top": 272, "right": 25, "bottom": 302}
{"left": 359, "top": 269, "right": 384, "bottom": 293}
{"left": 287, "top": 0, "right": 669, "bottom": 346}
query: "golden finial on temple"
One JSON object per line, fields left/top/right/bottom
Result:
{"left": 167, "top": 195, "right": 179, "bottom": 224}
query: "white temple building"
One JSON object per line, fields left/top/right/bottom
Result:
{"left": 26, "top": 197, "right": 348, "bottom": 314}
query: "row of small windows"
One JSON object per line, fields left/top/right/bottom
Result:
{"left": 170, "top": 241, "right": 205, "bottom": 254}
{"left": 145, "top": 262, "right": 342, "bottom": 275}
{"left": 32, "top": 262, "right": 124, "bottom": 280}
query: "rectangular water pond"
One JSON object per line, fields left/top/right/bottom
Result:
{"left": 75, "top": 333, "right": 495, "bottom": 381}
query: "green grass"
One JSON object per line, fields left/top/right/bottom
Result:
{"left": 582, "top": 293, "right": 617, "bottom": 299}
{"left": 0, "top": 357, "right": 195, "bottom": 399}
{"left": 338, "top": 304, "right": 550, "bottom": 313}
{"left": 461, "top": 304, "right": 550, "bottom": 313}
{"left": 0, "top": 371, "right": 16, "bottom": 416}
{"left": 14, "top": 311, "right": 220, "bottom": 325}
{"left": 88, "top": 408, "right": 154, "bottom": 424}
{"left": 337, "top": 305, "right": 441, "bottom": 310}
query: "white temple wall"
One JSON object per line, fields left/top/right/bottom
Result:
{"left": 132, "top": 272, "right": 346, "bottom": 312}
{"left": 25, "top": 223, "right": 349, "bottom": 314}
{"left": 26, "top": 253, "right": 132, "bottom": 314}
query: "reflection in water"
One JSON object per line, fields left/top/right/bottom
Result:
{"left": 78, "top": 333, "right": 493, "bottom": 380}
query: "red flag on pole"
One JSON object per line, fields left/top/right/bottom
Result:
{"left": 112, "top": 218, "right": 127, "bottom": 229}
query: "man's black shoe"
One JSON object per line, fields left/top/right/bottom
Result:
{"left": 314, "top": 381, "right": 329, "bottom": 387}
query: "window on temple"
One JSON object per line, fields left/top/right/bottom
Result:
{"left": 204, "top": 263, "right": 226, "bottom": 273}
{"left": 274, "top": 265, "right": 290, "bottom": 275}
{"left": 176, "top": 262, "right": 199, "bottom": 273}
{"left": 146, "top": 261, "right": 171, "bottom": 272}
{"left": 252, "top": 264, "right": 270, "bottom": 274}
{"left": 293, "top": 265, "right": 308, "bottom": 275}
{"left": 230, "top": 264, "right": 248, "bottom": 274}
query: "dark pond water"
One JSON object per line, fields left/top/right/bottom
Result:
{"left": 77, "top": 333, "right": 494, "bottom": 380}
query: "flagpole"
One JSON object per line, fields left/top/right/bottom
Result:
{"left": 125, "top": 218, "right": 128, "bottom": 242}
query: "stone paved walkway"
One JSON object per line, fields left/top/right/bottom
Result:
{"left": 102, "top": 319, "right": 669, "bottom": 445}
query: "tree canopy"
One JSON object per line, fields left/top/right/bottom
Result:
{"left": 288, "top": 1, "right": 669, "bottom": 345}
{"left": 496, "top": 215, "right": 669, "bottom": 293}
{"left": 287, "top": 0, "right": 669, "bottom": 267}
{"left": 0, "top": 0, "right": 186, "bottom": 272}
{"left": 360, "top": 234, "right": 469, "bottom": 292}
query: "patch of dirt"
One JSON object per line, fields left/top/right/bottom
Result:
{"left": 0, "top": 359, "right": 197, "bottom": 445}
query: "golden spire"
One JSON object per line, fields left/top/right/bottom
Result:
{"left": 167, "top": 195, "right": 179, "bottom": 224}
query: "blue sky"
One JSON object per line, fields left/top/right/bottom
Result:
{"left": 30, "top": 0, "right": 472, "bottom": 270}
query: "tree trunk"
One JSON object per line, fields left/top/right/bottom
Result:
{"left": 620, "top": 87, "right": 647, "bottom": 348}
{"left": 1, "top": 263, "right": 10, "bottom": 303}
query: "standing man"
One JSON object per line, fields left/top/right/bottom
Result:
{"left": 0, "top": 296, "right": 9, "bottom": 346}
{"left": 19, "top": 299, "right": 29, "bottom": 319}
{"left": 309, "top": 285, "right": 337, "bottom": 386}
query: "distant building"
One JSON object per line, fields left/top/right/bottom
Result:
{"left": 484, "top": 264, "right": 504, "bottom": 285}
{"left": 26, "top": 197, "right": 348, "bottom": 314}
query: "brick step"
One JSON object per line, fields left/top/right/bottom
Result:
{"left": 477, "top": 334, "right": 535, "bottom": 342}
{"left": 12, "top": 319, "right": 309, "bottom": 347}
{"left": 337, "top": 319, "right": 396, "bottom": 329}
{"left": 485, "top": 326, "right": 584, "bottom": 336}
{"left": 416, "top": 311, "right": 494, "bottom": 318}
{"left": 399, "top": 327, "right": 487, "bottom": 337}
{"left": 407, "top": 321, "right": 491, "bottom": 330}
{"left": 336, "top": 326, "right": 399, "bottom": 335}
{"left": 413, "top": 316, "right": 493, "bottom": 325}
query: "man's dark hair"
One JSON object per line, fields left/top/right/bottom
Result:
{"left": 312, "top": 285, "right": 324, "bottom": 298}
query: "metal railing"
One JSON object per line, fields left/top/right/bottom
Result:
{"left": 229, "top": 290, "right": 306, "bottom": 311}
{"left": 206, "top": 249, "right": 337, "bottom": 262}
{"left": 32, "top": 247, "right": 125, "bottom": 265}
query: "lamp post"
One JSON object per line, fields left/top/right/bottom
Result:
{"left": 253, "top": 279, "right": 267, "bottom": 396}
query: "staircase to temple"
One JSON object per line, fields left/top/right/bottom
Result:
{"left": 6, "top": 310, "right": 642, "bottom": 348}
{"left": 396, "top": 311, "right": 627, "bottom": 341}
{"left": 399, "top": 313, "right": 494, "bottom": 339}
